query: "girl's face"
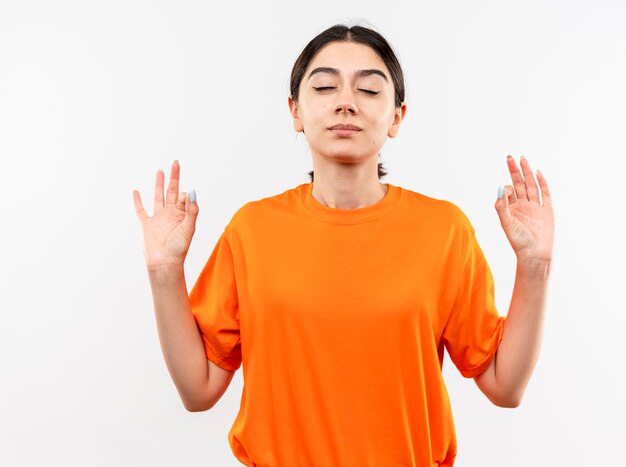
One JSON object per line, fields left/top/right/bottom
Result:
{"left": 289, "top": 41, "right": 406, "bottom": 165}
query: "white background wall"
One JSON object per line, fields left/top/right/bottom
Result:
{"left": 1, "top": 0, "right": 624, "bottom": 465}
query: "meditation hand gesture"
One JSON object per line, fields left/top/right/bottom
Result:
{"left": 133, "top": 160, "right": 199, "bottom": 270}
{"left": 495, "top": 156, "right": 555, "bottom": 262}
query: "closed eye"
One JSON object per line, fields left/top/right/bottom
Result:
{"left": 313, "top": 87, "right": 380, "bottom": 95}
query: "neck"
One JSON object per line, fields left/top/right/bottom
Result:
{"left": 311, "top": 178, "right": 388, "bottom": 209}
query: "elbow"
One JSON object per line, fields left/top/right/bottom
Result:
{"left": 494, "top": 391, "right": 523, "bottom": 409}
{"left": 185, "top": 403, "right": 205, "bottom": 413}
{"left": 184, "top": 400, "right": 213, "bottom": 412}
{"left": 183, "top": 394, "right": 215, "bottom": 413}
{"left": 496, "top": 398, "right": 521, "bottom": 409}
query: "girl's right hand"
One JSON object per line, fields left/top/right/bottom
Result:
{"left": 133, "top": 160, "right": 199, "bottom": 270}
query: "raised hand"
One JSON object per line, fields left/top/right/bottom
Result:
{"left": 133, "top": 160, "right": 199, "bottom": 270}
{"left": 495, "top": 156, "right": 555, "bottom": 262}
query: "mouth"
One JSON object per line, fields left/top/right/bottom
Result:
{"left": 329, "top": 124, "right": 362, "bottom": 137}
{"left": 329, "top": 124, "right": 362, "bottom": 131}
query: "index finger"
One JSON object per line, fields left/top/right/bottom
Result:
{"left": 507, "top": 155, "right": 528, "bottom": 201}
{"left": 165, "top": 160, "right": 180, "bottom": 207}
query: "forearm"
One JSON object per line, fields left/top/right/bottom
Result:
{"left": 148, "top": 264, "right": 210, "bottom": 411}
{"left": 495, "top": 257, "right": 551, "bottom": 406}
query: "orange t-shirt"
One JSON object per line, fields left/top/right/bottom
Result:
{"left": 189, "top": 182, "right": 506, "bottom": 467}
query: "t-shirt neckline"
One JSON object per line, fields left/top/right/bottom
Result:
{"left": 299, "top": 182, "right": 401, "bottom": 224}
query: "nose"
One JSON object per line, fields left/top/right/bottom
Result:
{"left": 335, "top": 90, "right": 358, "bottom": 114}
{"left": 335, "top": 102, "right": 357, "bottom": 114}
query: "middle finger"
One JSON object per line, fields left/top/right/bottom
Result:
{"left": 153, "top": 168, "right": 165, "bottom": 214}
{"left": 519, "top": 156, "right": 540, "bottom": 203}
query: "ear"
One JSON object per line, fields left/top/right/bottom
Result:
{"left": 387, "top": 102, "right": 407, "bottom": 138}
{"left": 288, "top": 95, "right": 304, "bottom": 133}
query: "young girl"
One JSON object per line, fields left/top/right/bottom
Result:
{"left": 133, "top": 23, "right": 554, "bottom": 467}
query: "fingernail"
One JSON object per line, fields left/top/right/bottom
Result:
{"left": 520, "top": 155, "right": 526, "bottom": 160}
{"left": 498, "top": 185, "right": 504, "bottom": 200}
{"left": 189, "top": 189, "right": 196, "bottom": 203}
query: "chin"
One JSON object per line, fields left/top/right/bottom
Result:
{"left": 318, "top": 150, "right": 374, "bottom": 164}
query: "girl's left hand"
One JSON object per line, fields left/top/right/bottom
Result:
{"left": 495, "top": 156, "right": 555, "bottom": 262}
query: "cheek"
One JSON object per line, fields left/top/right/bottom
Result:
{"left": 377, "top": 106, "right": 397, "bottom": 128}
{"left": 369, "top": 111, "right": 393, "bottom": 132}
{"left": 300, "top": 103, "right": 332, "bottom": 128}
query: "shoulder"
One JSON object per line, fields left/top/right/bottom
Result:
{"left": 224, "top": 184, "right": 303, "bottom": 233}
{"left": 399, "top": 186, "right": 475, "bottom": 234}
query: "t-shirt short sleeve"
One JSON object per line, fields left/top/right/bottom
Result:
{"left": 442, "top": 228, "right": 506, "bottom": 378}
{"left": 188, "top": 230, "right": 242, "bottom": 372}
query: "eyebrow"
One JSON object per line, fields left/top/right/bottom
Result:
{"left": 307, "top": 67, "right": 389, "bottom": 83}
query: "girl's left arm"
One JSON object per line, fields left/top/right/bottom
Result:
{"left": 474, "top": 155, "right": 555, "bottom": 408}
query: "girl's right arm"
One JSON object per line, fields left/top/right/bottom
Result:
{"left": 147, "top": 263, "right": 234, "bottom": 411}
{"left": 133, "top": 161, "right": 235, "bottom": 411}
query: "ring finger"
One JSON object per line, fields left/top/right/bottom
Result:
{"left": 505, "top": 184, "right": 517, "bottom": 204}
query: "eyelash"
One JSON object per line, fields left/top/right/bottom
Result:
{"left": 313, "top": 86, "right": 379, "bottom": 95}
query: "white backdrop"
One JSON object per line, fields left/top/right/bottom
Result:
{"left": 1, "top": 0, "right": 624, "bottom": 465}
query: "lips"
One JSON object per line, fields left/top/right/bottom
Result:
{"left": 329, "top": 124, "right": 362, "bottom": 131}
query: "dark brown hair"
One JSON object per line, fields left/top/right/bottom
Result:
{"left": 290, "top": 24, "right": 406, "bottom": 183}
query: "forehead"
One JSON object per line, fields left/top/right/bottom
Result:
{"left": 305, "top": 41, "right": 390, "bottom": 78}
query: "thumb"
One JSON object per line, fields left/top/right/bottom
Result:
{"left": 494, "top": 185, "right": 514, "bottom": 231}
{"left": 182, "top": 188, "right": 199, "bottom": 232}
